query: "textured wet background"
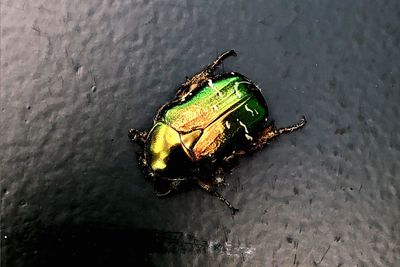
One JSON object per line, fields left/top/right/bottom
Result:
{"left": 1, "top": 0, "right": 400, "bottom": 266}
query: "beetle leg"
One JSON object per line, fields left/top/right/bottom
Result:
{"left": 276, "top": 116, "right": 307, "bottom": 134}
{"left": 154, "top": 180, "right": 173, "bottom": 197}
{"left": 223, "top": 150, "right": 246, "bottom": 164}
{"left": 176, "top": 50, "right": 237, "bottom": 98}
{"left": 205, "top": 50, "right": 237, "bottom": 74}
{"left": 128, "top": 128, "right": 147, "bottom": 145}
{"left": 138, "top": 152, "right": 152, "bottom": 178}
{"left": 196, "top": 179, "right": 239, "bottom": 215}
{"left": 214, "top": 168, "right": 226, "bottom": 186}
{"left": 154, "top": 180, "right": 183, "bottom": 197}
{"left": 254, "top": 116, "right": 307, "bottom": 150}
{"left": 154, "top": 187, "right": 172, "bottom": 197}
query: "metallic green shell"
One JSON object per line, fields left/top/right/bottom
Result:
{"left": 146, "top": 73, "right": 268, "bottom": 171}
{"left": 163, "top": 76, "right": 267, "bottom": 133}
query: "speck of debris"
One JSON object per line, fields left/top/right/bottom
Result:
{"left": 73, "top": 63, "right": 82, "bottom": 73}
{"left": 293, "top": 187, "right": 299, "bottom": 195}
{"left": 286, "top": 236, "right": 293, "bottom": 243}
{"left": 335, "top": 128, "right": 346, "bottom": 135}
{"left": 32, "top": 25, "right": 41, "bottom": 35}
{"left": 91, "top": 85, "right": 97, "bottom": 92}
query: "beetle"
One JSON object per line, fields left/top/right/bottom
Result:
{"left": 129, "top": 50, "right": 306, "bottom": 214}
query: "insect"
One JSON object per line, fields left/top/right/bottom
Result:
{"left": 129, "top": 50, "right": 306, "bottom": 214}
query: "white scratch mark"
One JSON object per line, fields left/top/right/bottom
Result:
{"left": 215, "top": 177, "right": 224, "bottom": 183}
{"left": 209, "top": 79, "right": 222, "bottom": 97}
{"left": 225, "top": 121, "right": 231, "bottom": 129}
{"left": 245, "top": 104, "right": 254, "bottom": 116}
{"left": 234, "top": 81, "right": 252, "bottom": 98}
{"left": 234, "top": 82, "right": 242, "bottom": 98}
{"left": 237, "top": 119, "right": 249, "bottom": 133}
{"left": 245, "top": 134, "right": 253, "bottom": 141}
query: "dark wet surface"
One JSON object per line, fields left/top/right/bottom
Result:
{"left": 1, "top": 0, "right": 400, "bottom": 266}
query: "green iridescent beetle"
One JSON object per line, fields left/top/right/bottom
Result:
{"left": 129, "top": 50, "right": 306, "bottom": 214}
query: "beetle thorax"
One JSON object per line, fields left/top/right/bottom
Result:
{"left": 145, "top": 122, "right": 196, "bottom": 176}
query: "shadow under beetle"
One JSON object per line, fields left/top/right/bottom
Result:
{"left": 129, "top": 50, "right": 306, "bottom": 214}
